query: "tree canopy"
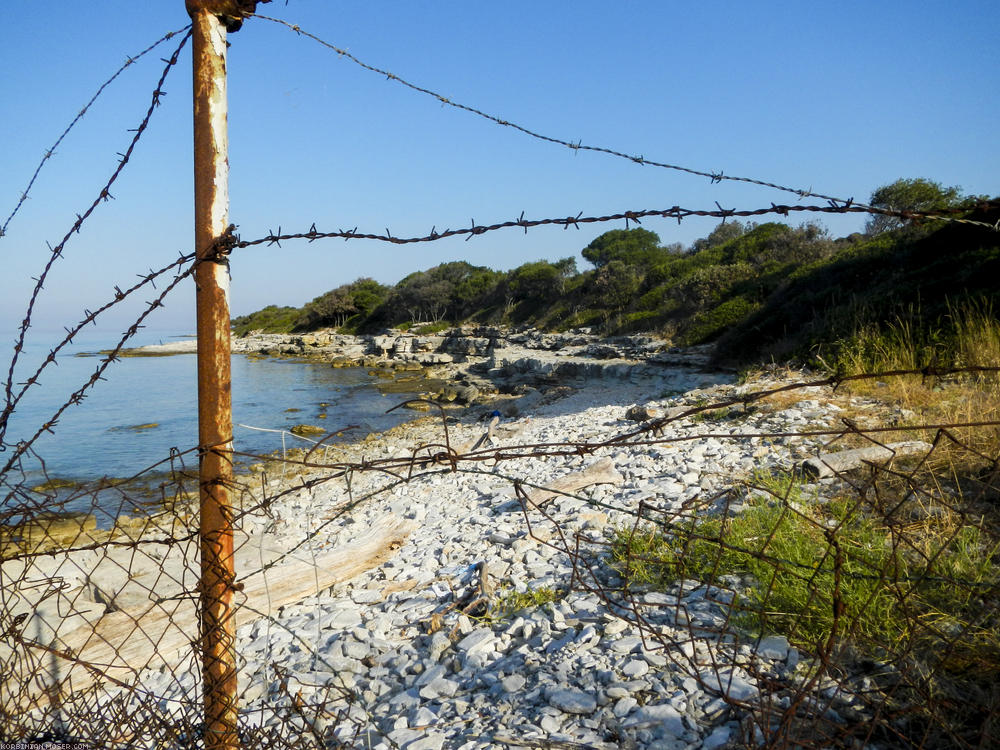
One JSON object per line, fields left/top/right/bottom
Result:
{"left": 581, "top": 228, "right": 663, "bottom": 268}
{"left": 865, "top": 177, "right": 964, "bottom": 235}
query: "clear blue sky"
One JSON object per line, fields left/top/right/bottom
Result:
{"left": 2, "top": 1, "right": 997, "bottom": 335}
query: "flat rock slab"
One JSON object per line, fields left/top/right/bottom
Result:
{"left": 801, "top": 440, "right": 933, "bottom": 479}
{"left": 548, "top": 689, "right": 598, "bottom": 715}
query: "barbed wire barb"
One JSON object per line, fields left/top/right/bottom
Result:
{"left": 250, "top": 13, "right": 907, "bottom": 215}
{"left": 0, "top": 25, "right": 192, "bottom": 239}
{"left": 1, "top": 30, "right": 192, "bottom": 452}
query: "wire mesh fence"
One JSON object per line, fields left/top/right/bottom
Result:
{"left": 3, "top": 362, "right": 999, "bottom": 748}
{"left": 2, "top": 4, "right": 999, "bottom": 749}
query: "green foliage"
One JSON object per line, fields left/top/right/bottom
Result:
{"left": 609, "top": 470, "right": 1000, "bottom": 650}
{"left": 817, "top": 299, "right": 1000, "bottom": 376}
{"left": 592, "top": 259, "right": 642, "bottom": 312}
{"left": 411, "top": 320, "right": 451, "bottom": 334}
{"left": 682, "top": 296, "right": 759, "bottom": 345}
{"left": 675, "top": 262, "right": 755, "bottom": 307}
{"left": 296, "top": 277, "right": 389, "bottom": 330}
{"left": 383, "top": 262, "right": 501, "bottom": 325}
{"left": 232, "top": 305, "right": 300, "bottom": 336}
{"left": 714, "top": 201, "right": 1000, "bottom": 365}
{"left": 581, "top": 228, "right": 663, "bottom": 268}
{"left": 505, "top": 260, "right": 564, "bottom": 301}
{"left": 234, "top": 190, "right": 997, "bottom": 365}
{"left": 689, "top": 220, "right": 747, "bottom": 253}
{"left": 865, "top": 177, "right": 964, "bottom": 235}
{"left": 489, "top": 586, "right": 562, "bottom": 621}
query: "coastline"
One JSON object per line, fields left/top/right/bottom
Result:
{"left": 6, "top": 332, "right": 927, "bottom": 747}
{"left": 122, "top": 326, "right": 720, "bottom": 410}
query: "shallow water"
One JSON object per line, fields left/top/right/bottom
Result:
{"left": 1, "top": 329, "right": 425, "bottom": 498}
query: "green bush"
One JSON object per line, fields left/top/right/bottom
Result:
{"left": 610, "top": 471, "right": 1000, "bottom": 650}
{"left": 682, "top": 296, "right": 758, "bottom": 345}
{"left": 232, "top": 305, "right": 301, "bottom": 336}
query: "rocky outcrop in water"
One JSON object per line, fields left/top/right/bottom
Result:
{"left": 230, "top": 327, "right": 714, "bottom": 381}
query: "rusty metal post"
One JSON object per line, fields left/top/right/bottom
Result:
{"left": 187, "top": 2, "right": 237, "bottom": 748}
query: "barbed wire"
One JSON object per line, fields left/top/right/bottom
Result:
{"left": 0, "top": 250, "right": 197, "bottom": 466}
{"left": 0, "top": 25, "right": 192, "bottom": 240}
{"left": 250, "top": 12, "right": 972, "bottom": 224}
{"left": 2, "top": 13, "right": 997, "bottom": 748}
{"left": 1, "top": 29, "right": 192, "bottom": 451}
{"left": 231, "top": 200, "right": 999, "bottom": 253}
{"left": 0, "top": 258, "right": 197, "bottom": 489}
{"left": 4, "top": 361, "right": 997, "bottom": 748}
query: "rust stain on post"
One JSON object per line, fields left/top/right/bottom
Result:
{"left": 188, "top": 3, "right": 237, "bottom": 749}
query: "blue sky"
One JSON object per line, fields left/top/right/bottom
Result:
{"left": 1, "top": 1, "right": 997, "bottom": 335}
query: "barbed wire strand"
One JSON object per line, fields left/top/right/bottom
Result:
{"left": 0, "top": 29, "right": 193, "bottom": 449}
{"left": 251, "top": 12, "right": 997, "bottom": 232}
{"left": 0, "top": 25, "right": 192, "bottom": 240}
{"left": 0, "top": 250, "right": 197, "bottom": 453}
{"left": 3, "top": 360, "right": 998, "bottom": 747}
{"left": 0, "top": 257, "right": 197, "bottom": 487}
{"left": 232, "top": 200, "right": 1000, "bottom": 254}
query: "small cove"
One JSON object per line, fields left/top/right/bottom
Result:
{"left": 1, "top": 330, "right": 430, "bottom": 516}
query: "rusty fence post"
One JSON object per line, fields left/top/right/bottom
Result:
{"left": 186, "top": 1, "right": 246, "bottom": 748}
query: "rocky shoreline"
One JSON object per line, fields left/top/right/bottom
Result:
{"left": 129, "top": 326, "right": 718, "bottom": 409}
{"left": 148, "top": 367, "right": 886, "bottom": 749}
{"left": 10, "top": 332, "right": 919, "bottom": 748}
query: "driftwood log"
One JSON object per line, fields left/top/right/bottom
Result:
{"left": 8, "top": 514, "right": 414, "bottom": 710}
{"left": 526, "top": 457, "right": 624, "bottom": 506}
{"left": 801, "top": 440, "right": 934, "bottom": 479}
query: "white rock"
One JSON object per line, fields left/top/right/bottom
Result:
{"left": 457, "top": 628, "right": 495, "bottom": 655}
{"left": 548, "top": 689, "right": 597, "bottom": 715}
{"left": 613, "top": 695, "right": 637, "bottom": 718}
{"left": 428, "top": 631, "right": 451, "bottom": 661}
{"left": 322, "top": 608, "right": 363, "bottom": 630}
{"left": 703, "top": 725, "right": 733, "bottom": 750}
{"left": 756, "top": 634, "right": 789, "bottom": 661}
{"left": 403, "top": 733, "right": 445, "bottom": 750}
{"left": 611, "top": 636, "right": 643, "bottom": 653}
{"left": 621, "top": 659, "right": 649, "bottom": 678}
{"left": 623, "top": 703, "right": 685, "bottom": 735}
{"left": 501, "top": 674, "right": 526, "bottom": 693}
{"left": 419, "top": 677, "right": 458, "bottom": 700}
{"left": 698, "top": 667, "right": 758, "bottom": 701}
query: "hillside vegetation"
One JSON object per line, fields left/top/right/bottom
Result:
{"left": 233, "top": 178, "right": 998, "bottom": 370}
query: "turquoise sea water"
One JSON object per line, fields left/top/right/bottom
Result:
{"left": 1, "top": 329, "right": 424, "bottom": 498}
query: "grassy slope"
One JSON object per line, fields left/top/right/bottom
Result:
{"left": 713, "top": 205, "right": 1000, "bottom": 366}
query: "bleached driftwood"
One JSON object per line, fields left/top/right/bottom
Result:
{"left": 9, "top": 514, "right": 414, "bottom": 709}
{"left": 801, "top": 440, "right": 933, "bottom": 480}
{"left": 526, "top": 457, "right": 624, "bottom": 506}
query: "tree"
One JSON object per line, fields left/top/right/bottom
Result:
{"left": 690, "top": 221, "right": 747, "bottom": 253}
{"left": 301, "top": 286, "right": 356, "bottom": 328}
{"left": 348, "top": 278, "right": 388, "bottom": 317}
{"left": 295, "top": 277, "right": 389, "bottom": 329}
{"left": 581, "top": 228, "right": 662, "bottom": 268}
{"left": 506, "top": 261, "right": 564, "bottom": 302}
{"left": 593, "top": 260, "right": 641, "bottom": 311}
{"left": 393, "top": 271, "right": 450, "bottom": 322}
{"left": 865, "top": 177, "right": 963, "bottom": 235}
{"left": 389, "top": 262, "right": 501, "bottom": 323}
{"left": 452, "top": 265, "right": 504, "bottom": 316}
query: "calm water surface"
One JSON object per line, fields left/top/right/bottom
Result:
{"left": 2, "top": 329, "right": 423, "bottom": 492}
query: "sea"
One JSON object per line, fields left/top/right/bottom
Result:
{"left": 1, "top": 329, "right": 428, "bottom": 516}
